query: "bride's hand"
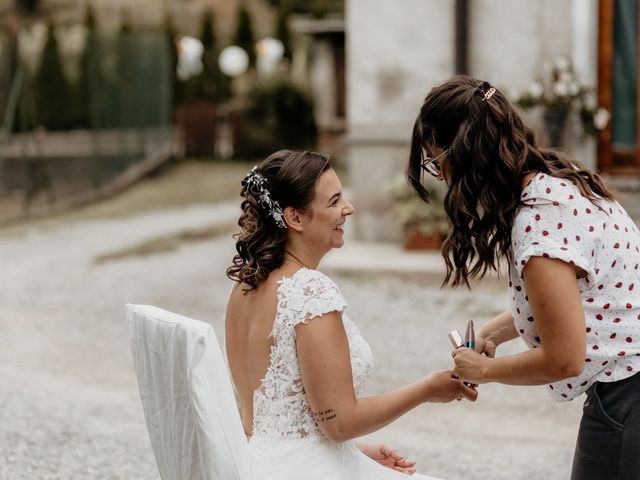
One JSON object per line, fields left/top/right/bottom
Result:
{"left": 423, "top": 369, "right": 478, "bottom": 403}
{"left": 357, "top": 443, "right": 417, "bottom": 475}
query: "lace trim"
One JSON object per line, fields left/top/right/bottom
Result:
{"left": 251, "top": 268, "right": 373, "bottom": 441}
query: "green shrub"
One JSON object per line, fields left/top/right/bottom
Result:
{"left": 232, "top": 79, "right": 316, "bottom": 157}
{"left": 234, "top": 5, "right": 256, "bottom": 67}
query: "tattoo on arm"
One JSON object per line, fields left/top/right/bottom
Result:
{"left": 312, "top": 408, "right": 337, "bottom": 423}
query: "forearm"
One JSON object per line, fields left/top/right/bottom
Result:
{"left": 482, "top": 347, "right": 582, "bottom": 386}
{"left": 325, "top": 380, "right": 429, "bottom": 441}
{"left": 456, "top": 259, "right": 587, "bottom": 387}
{"left": 478, "top": 309, "right": 518, "bottom": 346}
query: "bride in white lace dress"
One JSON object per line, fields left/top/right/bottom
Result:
{"left": 225, "top": 150, "right": 477, "bottom": 480}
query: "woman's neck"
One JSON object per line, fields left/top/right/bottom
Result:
{"left": 284, "top": 244, "right": 321, "bottom": 270}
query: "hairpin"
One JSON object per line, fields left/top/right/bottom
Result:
{"left": 481, "top": 87, "right": 496, "bottom": 102}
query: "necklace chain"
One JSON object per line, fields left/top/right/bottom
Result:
{"left": 285, "top": 250, "right": 309, "bottom": 269}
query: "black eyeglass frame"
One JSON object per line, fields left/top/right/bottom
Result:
{"left": 420, "top": 149, "right": 448, "bottom": 178}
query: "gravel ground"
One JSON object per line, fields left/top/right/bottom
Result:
{"left": 0, "top": 203, "right": 583, "bottom": 480}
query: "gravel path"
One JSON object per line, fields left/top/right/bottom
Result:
{"left": 0, "top": 203, "right": 583, "bottom": 480}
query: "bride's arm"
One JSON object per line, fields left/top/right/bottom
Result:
{"left": 295, "top": 311, "right": 477, "bottom": 443}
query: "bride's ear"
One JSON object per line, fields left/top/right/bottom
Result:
{"left": 284, "top": 207, "right": 304, "bottom": 232}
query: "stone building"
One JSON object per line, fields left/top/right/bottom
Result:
{"left": 344, "top": 0, "right": 638, "bottom": 241}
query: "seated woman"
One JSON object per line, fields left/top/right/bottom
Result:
{"left": 225, "top": 149, "right": 477, "bottom": 480}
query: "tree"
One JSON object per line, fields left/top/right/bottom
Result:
{"left": 275, "top": 3, "right": 292, "bottom": 59}
{"left": 187, "top": 9, "right": 230, "bottom": 102}
{"left": 114, "top": 14, "right": 137, "bottom": 128}
{"left": 264, "top": 0, "right": 344, "bottom": 16}
{"left": 14, "top": 0, "right": 40, "bottom": 15}
{"left": 36, "top": 20, "right": 73, "bottom": 130}
{"left": 73, "top": 5, "right": 97, "bottom": 128}
{"left": 233, "top": 5, "right": 255, "bottom": 67}
{"left": 199, "top": 9, "right": 217, "bottom": 100}
{"left": 164, "top": 15, "right": 179, "bottom": 106}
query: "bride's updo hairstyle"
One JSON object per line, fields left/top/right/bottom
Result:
{"left": 226, "top": 149, "right": 331, "bottom": 292}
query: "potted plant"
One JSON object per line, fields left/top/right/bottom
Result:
{"left": 388, "top": 175, "right": 448, "bottom": 250}
{"left": 512, "top": 56, "right": 610, "bottom": 145}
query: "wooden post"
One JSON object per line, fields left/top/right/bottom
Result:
{"left": 455, "top": 0, "right": 469, "bottom": 75}
{"left": 597, "top": 0, "right": 614, "bottom": 171}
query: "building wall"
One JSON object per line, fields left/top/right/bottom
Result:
{"left": 346, "top": 0, "right": 455, "bottom": 241}
{"left": 346, "top": 0, "right": 599, "bottom": 242}
{"left": 347, "top": 0, "right": 455, "bottom": 140}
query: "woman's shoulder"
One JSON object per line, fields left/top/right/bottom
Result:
{"left": 276, "top": 268, "right": 346, "bottom": 319}
{"left": 520, "top": 172, "right": 580, "bottom": 205}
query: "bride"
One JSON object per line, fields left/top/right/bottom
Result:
{"left": 225, "top": 150, "right": 477, "bottom": 479}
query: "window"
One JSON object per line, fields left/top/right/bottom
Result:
{"left": 598, "top": 0, "right": 640, "bottom": 174}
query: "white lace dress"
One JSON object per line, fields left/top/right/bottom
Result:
{"left": 248, "top": 268, "right": 443, "bottom": 480}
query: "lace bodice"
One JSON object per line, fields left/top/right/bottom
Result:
{"left": 252, "top": 268, "right": 374, "bottom": 440}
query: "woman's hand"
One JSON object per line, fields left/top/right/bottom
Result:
{"left": 424, "top": 369, "right": 478, "bottom": 403}
{"left": 474, "top": 334, "right": 497, "bottom": 358}
{"left": 452, "top": 348, "right": 491, "bottom": 384}
{"left": 357, "top": 443, "right": 417, "bottom": 475}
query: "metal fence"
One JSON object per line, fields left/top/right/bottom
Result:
{"left": 0, "top": 26, "right": 176, "bottom": 223}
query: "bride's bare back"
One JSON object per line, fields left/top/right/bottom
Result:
{"left": 225, "top": 264, "right": 300, "bottom": 436}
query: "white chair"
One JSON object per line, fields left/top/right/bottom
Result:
{"left": 127, "top": 304, "right": 256, "bottom": 480}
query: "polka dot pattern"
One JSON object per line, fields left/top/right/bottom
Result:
{"left": 511, "top": 173, "right": 640, "bottom": 401}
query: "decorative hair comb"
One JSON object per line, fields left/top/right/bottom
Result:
{"left": 481, "top": 87, "right": 496, "bottom": 102}
{"left": 243, "top": 167, "right": 287, "bottom": 229}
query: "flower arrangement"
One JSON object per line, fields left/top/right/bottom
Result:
{"left": 387, "top": 174, "right": 448, "bottom": 241}
{"left": 512, "top": 56, "right": 610, "bottom": 137}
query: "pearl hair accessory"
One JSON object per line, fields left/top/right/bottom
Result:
{"left": 243, "top": 166, "right": 287, "bottom": 229}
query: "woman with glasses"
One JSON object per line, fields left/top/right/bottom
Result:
{"left": 407, "top": 75, "right": 640, "bottom": 480}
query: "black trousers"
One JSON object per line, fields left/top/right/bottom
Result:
{"left": 571, "top": 373, "right": 640, "bottom": 480}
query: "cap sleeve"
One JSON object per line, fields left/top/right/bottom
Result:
{"left": 276, "top": 268, "right": 347, "bottom": 327}
{"left": 513, "top": 189, "right": 595, "bottom": 280}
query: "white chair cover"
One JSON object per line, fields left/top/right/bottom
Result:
{"left": 127, "top": 304, "right": 256, "bottom": 480}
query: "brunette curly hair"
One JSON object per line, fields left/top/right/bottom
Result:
{"left": 407, "top": 75, "right": 615, "bottom": 287}
{"left": 226, "top": 149, "right": 331, "bottom": 292}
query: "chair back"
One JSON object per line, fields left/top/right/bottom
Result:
{"left": 127, "top": 304, "right": 256, "bottom": 480}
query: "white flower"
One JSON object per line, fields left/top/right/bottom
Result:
{"left": 528, "top": 81, "right": 543, "bottom": 98}
{"left": 553, "top": 82, "right": 569, "bottom": 97}
{"left": 559, "top": 72, "right": 573, "bottom": 84}
{"left": 580, "top": 90, "right": 597, "bottom": 110}
{"left": 506, "top": 87, "right": 519, "bottom": 101}
{"left": 568, "top": 81, "right": 580, "bottom": 96}
{"left": 593, "top": 108, "right": 611, "bottom": 130}
{"left": 555, "top": 56, "right": 570, "bottom": 72}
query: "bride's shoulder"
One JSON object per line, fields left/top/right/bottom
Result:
{"left": 276, "top": 268, "right": 347, "bottom": 320}
{"left": 278, "top": 268, "right": 340, "bottom": 296}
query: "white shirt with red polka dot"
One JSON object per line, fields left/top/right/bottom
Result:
{"left": 510, "top": 173, "right": 640, "bottom": 401}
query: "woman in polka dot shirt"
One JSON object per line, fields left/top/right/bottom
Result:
{"left": 407, "top": 76, "right": 640, "bottom": 480}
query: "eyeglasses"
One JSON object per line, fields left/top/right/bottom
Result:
{"left": 421, "top": 148, "right": 447, "bottom": 178}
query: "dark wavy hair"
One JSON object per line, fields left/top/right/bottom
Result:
{"left": 407, "top": 75, "right": 615, "bottom": 288}
{"left": 226, "top": 149, "right": 331, "bottom": 292}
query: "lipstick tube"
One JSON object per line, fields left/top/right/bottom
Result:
{"left": 464, "top": 320, "right": 475, "bottom": 349}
